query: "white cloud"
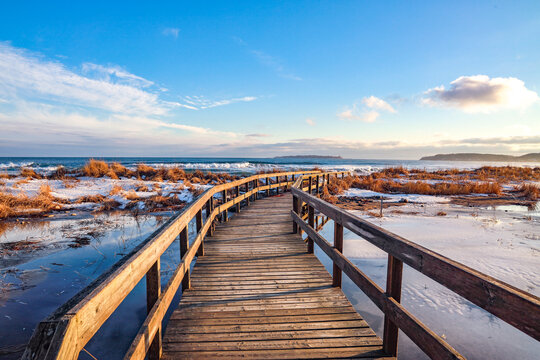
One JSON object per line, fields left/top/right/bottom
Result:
{"left": 423, "top": 75, "right": 539, "bottom": 113}
{"left": 0, "top": 42, "right": 168, "bottom": 116}
{"left": 162, "top": 28, "right": 180, "bottom": 38}
{"left": 338, "top": 96, "right": 396, "bottom": 122}
{"left": 305, "top": 118, "right": 315, "bottom": 126}
{"left": 361, "top": 96, "right": 396, "bottom": 113}
{"left": 0, "top": 42, "right": 244, "bottom": 152}
{"left": 179, "top": 95, "right": 257, "bottom": 110}
{"left": 81, "top": 63, "right": 154, "bottom": 88}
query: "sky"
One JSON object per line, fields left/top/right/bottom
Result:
{"left": 0, "top": 1, "right": 539, "bottom": 159}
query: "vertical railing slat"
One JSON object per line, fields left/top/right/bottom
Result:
{"left": 146, "top": 259, "right": 161, "bottom": 360}
{"left": 332, "top": 222, "right": 344, "bottom": 287}
{"left": 383, "top": 254, "right": 404, "bottom": 356}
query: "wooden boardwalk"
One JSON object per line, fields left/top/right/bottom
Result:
{"left": 162, "top": 193, "right": 389, "bottom": 359}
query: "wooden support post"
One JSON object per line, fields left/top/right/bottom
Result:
{"left": 253, "top": 180, "right": 258, "bottom": 200}
{"left": 235, "top": 186, "right": 240, "bottom": 212}
{"left": 333, "top": 222, "right": 344, "bottom": 287}
{"left": 308, "top": 176, "right": 312, "bottom": 195}
{"left": 383, "top": 255, "right": 403, "bottom": 357}
{"left": 222, "top": 190, "right": 228, "bottom": 222}
{"left": 326, "top": 173, "right": 330, "bottom": 185}
{"left": 315, "top": 175, "right": 320, "bottom": 196}
{"left": 179, "top": 225, "right": 190, "bottom": 290}
{"left": 292, "top": 195, "right": 298, "bottom": 234}
{"left": 307, "top": 205, "right": 314, "bottom": 253}
{"left": 276, "top": 176, "right": 279, "bottom": 195}
{"left": 206, "top": 200, "right": 213, "bottom": 236}
{"left": 196, "top": 209, "right": 204, "bottom": 256}
{"left": 266, "top": 177, "right": 270, "bottom": 197}
{"left": 146, "top": 259, "right": 161, "bottom": 360}
{"left": 246, "top": 183, "right": 250, "bottom": 205}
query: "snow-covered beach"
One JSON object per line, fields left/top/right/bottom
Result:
{"left": 0, "top": 159, "right": 538, "bottom": 359}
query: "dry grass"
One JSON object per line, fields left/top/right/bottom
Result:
{"left": 82, "top": 159, "right": 110, "bottom": 177}
{"left": 519, "top": 183, "right": 539, "bottom": 200}
{"left": 20, "top": 168, "right": 41, "bottom": 179}
{"left": 109, "top": 185, "right": 124, "bottom": 196}
{"left": 341, "top": 175, "right": 503, "bottom": 196}
{"left": 76, "top": 194, "right": 107, "bottom": 203}
{"left": 124, "top": 190, "right": 140, "bottom": 200}
{"left": 0, "top": 189, "right": 59, "bottom": 219}
{"left": 110, "top": 162, "right": 129, "bottom": 177}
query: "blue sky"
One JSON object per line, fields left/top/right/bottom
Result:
{"left": 0, "top": 1, "right": 539, "bottom": 158}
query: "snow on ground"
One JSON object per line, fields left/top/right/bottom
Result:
{"left": 346, "top": 202, "right": 539, "bottom": 295}
{"left": 315, "top": 201, "right": 540, "bottom": 359}
{"left": 341, "top": 188, "right": 451, "bottom": 203}
{"left": 1, "top": 176, "right": 210, "bottom": 211}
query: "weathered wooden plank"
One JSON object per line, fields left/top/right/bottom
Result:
{"left": 162, "top": 192, "right": 386, "bottom": 359}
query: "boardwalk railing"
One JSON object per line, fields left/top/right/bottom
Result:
{"left": 291, "top": 172, "right": 540, "bottom": 360}
{"left": 22, "top": 170, "right": 321, "bottom": 360}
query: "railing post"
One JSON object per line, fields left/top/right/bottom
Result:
{"left": 333, "top": 222, "right": 344, "bottom": 287}
{"left": 246, "top": 183, "right": 250, "bottom": 205}
{"left": 307, "top": 205, "right": 314, "bottom": 253}
{"left": 276, "top": 176, "right": 279, "bottom": 194}
{"left": 235, "top": 186, "right": 241, "bottom": 212}
{"left": 253, "top": 179, "right": 258, "bottom": 200}
{"left": 315, "top": 175, "right": 320, "bottom": 196}
{"left": 222, "top": 190, "right": 228, "bottom": 222}
{"left": 196, "top": 209, "right": 204, "bottom": 256}
{"left": 180, "top": 225, "right": 190, "bottom": 290}
{"left": 266, "top": 177, "right": 270, "bottom": 197}
{"left": 146, "top": 259, "right": 161, "bottom": 360}
{"left": 206, "top": 199, "right": 213, "bottom": 236}
{"left": 292, "top": 195, "right": 299, "bottom": 234}
{"left": 383, "top": 254, "right": 403, "bottom": 357}
{"left": 308, "top": 176, "right": 312, "bottom": 195}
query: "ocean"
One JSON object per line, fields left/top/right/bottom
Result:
{"left": 0, "top": 156, "right": 537, "bottom": 175}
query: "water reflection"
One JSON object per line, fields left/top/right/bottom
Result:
{"left": 0, "top": 212, "right": 190, "bottom": 360}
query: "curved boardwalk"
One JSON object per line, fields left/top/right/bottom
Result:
{"left": 162, "top": 193, "right": 390, "bottom": 359}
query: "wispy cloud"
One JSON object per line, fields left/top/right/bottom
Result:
{"left": 423, "top": 75, "right": 539, "bottom": 113}
{"left": 162, "top": 27, "right": 180, "bottom": 38}
{"left": 0, "top": 42, "right": 168, "bottom": 116}
{"left": 0, "top": 42, "right": 241, "bottom": 152}
{"left": 338, "top": 96, "right": 396, "bottom": 122}
{"left": 251, "top": 50, "right": 302, "bottom": 81}
{"left": 232, "top": 37, "right": 301, "bottom": 81}
{"left": 305, "top": 118, "right": 316, "bottom": 126}
{"left": 179, "top": 95, "right": 257, "bottom": 110}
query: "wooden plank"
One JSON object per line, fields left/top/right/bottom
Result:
{"left": 162, "top": 192, "right": 386, "bottom": 359}
{"left": 291, "top": 210, "right": 463, "bottom": 360}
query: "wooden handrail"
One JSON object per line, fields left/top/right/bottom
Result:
{"left": 22, "top": 170, "right": 320, "bottom": 360}
{"left": 291, "top": 173, "right": 540, "bottom": 359}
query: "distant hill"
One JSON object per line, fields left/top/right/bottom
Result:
{"left": 420, "top": 153, "right": 540, "bottom": 162}
{"left": 274, "top": 155, "right": 342, "bottom": 159}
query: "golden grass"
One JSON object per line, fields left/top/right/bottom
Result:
{"left": 109, "top": 185, "right": 124, "bottom": 196}
{"left": 20, "top": 168, "right": 41, "bottom": 179}
{"left": 328, "top": 175, "right": 503, "bottom": 196}
{"left": 0, "top": 189, "right": 58, "bottom": 219}
{"left": 519, "top": 183, "right": 539, "bottom": 200}
{"left": 82, "top": 159, "right": 110, "bottom": 177}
